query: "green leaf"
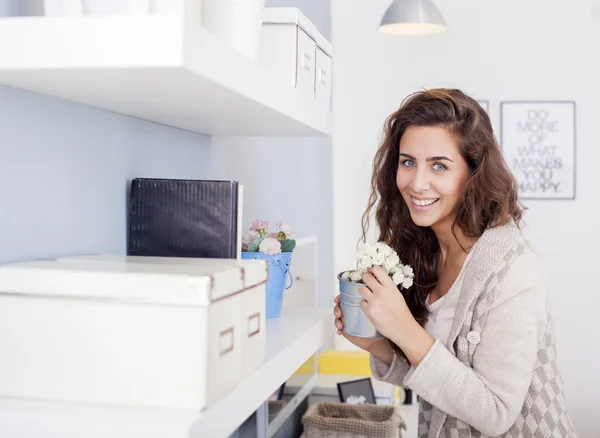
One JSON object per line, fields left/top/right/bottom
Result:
{"left": 248, "top": 237, "right": 263, "bottom": 252}
{"left": 280, "top": 239, "right": 296, "bottom": 252}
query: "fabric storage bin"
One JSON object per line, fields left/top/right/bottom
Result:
{"left": 259, "top": 7, "right": 332, "bottom": 109}
{"left": 302, "top": 402, "right": 406, "bottom": 438}
{"left": 0, "top": 256, "right": 267, "bottom": 410}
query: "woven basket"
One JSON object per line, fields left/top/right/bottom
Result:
{"left": 301, "top": 402, "right": 406, "bottom": 438}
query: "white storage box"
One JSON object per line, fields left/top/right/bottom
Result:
{"left": 259, "top": 7, "right": 332, "bottom": 110}
{"left": 0, "top": 256, "right": 267, "bottom": 410}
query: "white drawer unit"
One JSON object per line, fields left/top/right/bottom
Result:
{"left": 0, "top": 256, "right": 267, "bottom": 411}
{"left": 259, "top": 7, "right": 333, "bottom": 109}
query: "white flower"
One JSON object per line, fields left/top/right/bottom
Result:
{"left": 359, "top": 242, "right": 377, "bottom": 258}
{"left": 343, "top": 241, "right": 414, "bottom": 287}
{"left": 341, "top": 271, "right": 351, "bottom": 280}
{"left": 349, "top": 270, "right": 363, "bottom": 282}
{"left": 392, "top": 271, "right": 405, "bottom": 285}
{"left": 360, "top": 255, "right": 374, "bottom": 268}
{"left": 384, "top": 254, "right": 400, "bottom": 271}
{"left": 380, "top": 246, "right": 394, "bottom": 258}
{"left": 279, "top": 223, "right": 295, "bottom": 239}
{"left": 371, "top": 251, "right": 385, "bottom": 266}
{"left": 259, "top": 237, "right": 281, "bottom": 255}
{"left": 242, "top": 230, "right": 259, "bottom": 245}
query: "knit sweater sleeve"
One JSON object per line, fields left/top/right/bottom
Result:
{"left": 370, "top": 349, "right": 412, "bottom": 385}
{"left": 403, "top": 250, "right": 547, "bottom": 436}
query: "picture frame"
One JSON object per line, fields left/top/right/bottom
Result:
{"left": 500, "top": 101, "right": 576, "bottom": 200}
{"left": 337, "top": 377, "right": 377, "bottom": 405}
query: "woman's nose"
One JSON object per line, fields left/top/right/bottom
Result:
{"left": 410, "top": 167, "right": 430, "bottom": 192}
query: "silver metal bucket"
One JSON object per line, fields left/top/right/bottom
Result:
{"left": 337, "top": 272, "right": 383, "bottom": 338}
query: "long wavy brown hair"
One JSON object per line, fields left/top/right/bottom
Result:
{"left": 362, "top": 88, "right": 524, "bottom": 326}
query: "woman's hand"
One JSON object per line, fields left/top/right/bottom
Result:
{"left": 333, "top": 295, "right": 394, "bottom": 365}
{"left": 360, "top": 266, "right": 435, "bottom": 366}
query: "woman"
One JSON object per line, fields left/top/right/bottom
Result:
{"left": 333, "top": 89, "right": 575, "bottom": 437}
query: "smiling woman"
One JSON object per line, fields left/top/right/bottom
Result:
{"left": 396, "top": 127, "right": 469, "bottom": 228}
{"left": 332, "top": 89, "right": 575, "bottom": 437}
{"left": 363, "top": 89, "right": 522, "bottom": 325}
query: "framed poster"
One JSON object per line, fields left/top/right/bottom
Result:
{"left": 500, "top": 101, "right": 576, "bottom": 200}
{"left": 337, "top": 378, "right": 376, "bottom": 404}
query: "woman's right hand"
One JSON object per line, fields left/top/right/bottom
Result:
{"left": 334, "top": 295, "right": 392, "bottom": 354}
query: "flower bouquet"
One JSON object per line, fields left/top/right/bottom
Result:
{"left": 338, "top": 242, "right": 414, "bottom": 338}
{"left": 241, "top": 220, "right": 296, "bottom": 319}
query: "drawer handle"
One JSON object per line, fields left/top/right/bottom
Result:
{"left": 318, "top": 68, "right": 328, "bottom": 85}
{"left": 219, "top": 327, "right": 234, "bottom": 356}
{"left": 302, "top": 52, "right": 312, "bottom": 72}
{"left": 248, "top": 312, "right": 261, "bottom": 338}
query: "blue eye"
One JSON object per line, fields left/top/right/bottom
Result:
{"left": 400, "top": 160, "right": 416, "bottom": 167}
{"left": 433, "top": 163, "right": 448, "bottom": 172}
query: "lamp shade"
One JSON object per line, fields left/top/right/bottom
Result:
{"left": 378, "top": 0, "right": 447, "bottom": 36}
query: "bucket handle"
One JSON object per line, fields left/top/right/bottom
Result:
{"left": 276, "top": 256, "right": 293, "bottom": 290}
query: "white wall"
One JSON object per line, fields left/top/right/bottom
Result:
{"left": 332, "top": 0, "right": 600, "bottom": 435}
{"left": 0, "top": 85, "right": 211, "bottom": 264}
{"left": 209, "top": 136, "right": 334, "bottom": 310}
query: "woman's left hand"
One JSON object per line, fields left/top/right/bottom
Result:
{"left": 359, "top": 266, "right": 435, "bottom": 366}
{"left": 358, "top": 266, "right": 414, "bottom": 346}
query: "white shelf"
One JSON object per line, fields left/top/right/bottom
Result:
{"left": 0, "top": 306, "right": 333, "bottom": 438}
{"left": 0, "top": 16, "right": 333, "bottom": 137}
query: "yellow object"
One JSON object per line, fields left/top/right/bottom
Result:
{"left": 295, "top": 353, "right": 318, "bottom": 374}
{"left": 317, "top": 350, "right": 372, "bottom": 376}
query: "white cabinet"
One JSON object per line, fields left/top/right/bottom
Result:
{"left": 0, "top": 256, "right": 267, "bottom": 411}
{"left": 260, "top": 7, "right": 333, "bottom": 110}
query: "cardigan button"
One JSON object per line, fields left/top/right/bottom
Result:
{"left": 467, "top": 331, "right": 481, "bottom": 345}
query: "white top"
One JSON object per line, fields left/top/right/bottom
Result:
{"left": 424, "top": 252, "right": 473, "bottom": 344}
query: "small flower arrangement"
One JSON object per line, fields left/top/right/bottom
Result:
{"left": 242, "top": 219, "right": 296, "bottom": 255}
{"left": 340, "top": 242, "right": 415, "bottom": 289}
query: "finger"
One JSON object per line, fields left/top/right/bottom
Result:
{"left": 369, "top": 266, "right": 395, "bottom": 287}
{"left": 335, "top": 318, "right": 344, "bottom": 335}
{"left": 358, "top": 285, "right": 373, "bottom": 300}
{"left": 369, "top": 266, "right": 395, "bottom": 286}
{"left": 334, "top": 305, "right": 342, "bottom": 318}
{"left": 334, "top": 295, "right": 340, "bottom": 304}
{"left": 362, "top": 271, "right": 382, "bottom": 292}
{"left": 359, "top": 298, "right": 370, "bottom": 314}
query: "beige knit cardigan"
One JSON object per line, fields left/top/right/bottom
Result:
{"left": 370, "top": 222, "right": 576, "bottom": 437}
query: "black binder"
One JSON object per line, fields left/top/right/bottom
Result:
{"left": 128, "top": 178, "right": 241, "bottom": 259}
